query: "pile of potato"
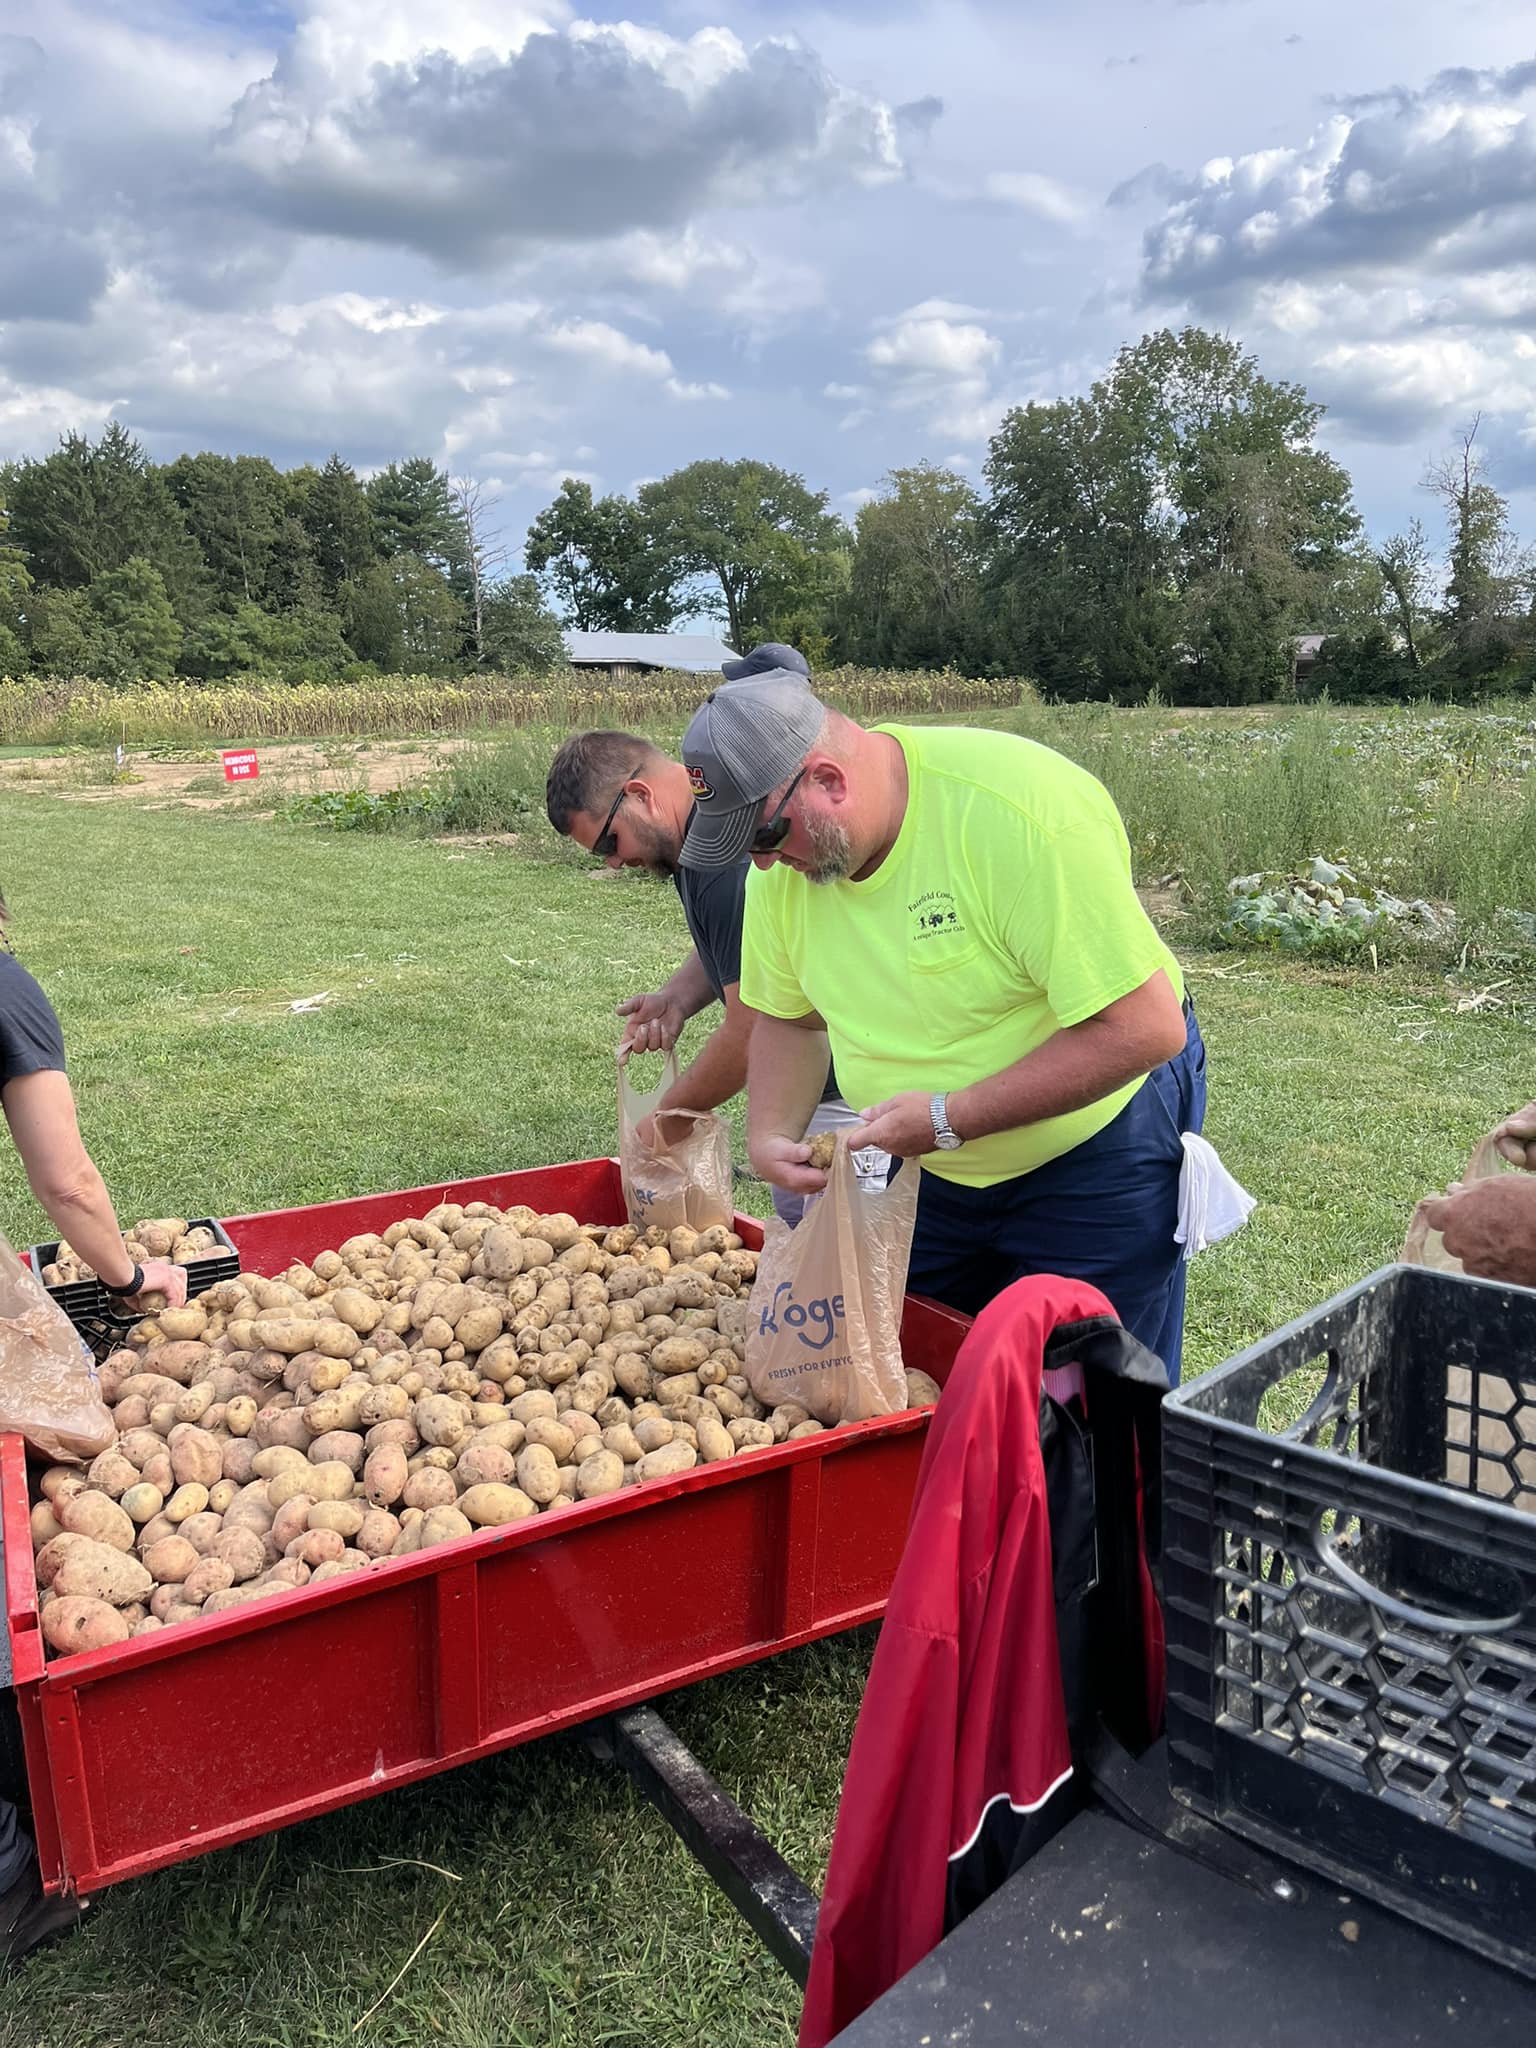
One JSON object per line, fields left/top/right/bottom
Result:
{"left": 31, "top": 1200, "right": 940, "bottom": 1659}
{"left": 41, "top": 1216, "right": 225, "bottom": 1289}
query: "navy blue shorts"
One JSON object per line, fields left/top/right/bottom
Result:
{"left": 906, "top": 1004, "right": 1207, "bottom": 1383}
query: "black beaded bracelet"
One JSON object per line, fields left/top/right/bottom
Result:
{"left": 100, "top": 1262, "right": 144, "bottom": 1298}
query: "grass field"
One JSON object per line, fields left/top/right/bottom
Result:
{"left": 0, "top": 746, "right": 1532, "bottom": 2048}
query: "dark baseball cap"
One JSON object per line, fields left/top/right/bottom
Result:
{"left": 721, "top": 641, "right": 811, "bottom": 683}
{"left": 680, "top": 672, "right": 827, "bottom": 870}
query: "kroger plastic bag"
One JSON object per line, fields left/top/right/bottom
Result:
{"left": 617, "top": 1051, "right": 734, "bottom": 1234}
{"left": 1400, "top": 1132, "right": 1514, "bottom": 1272}
{"left": 744, "top": 1145, "right": 918, "bottom": 1425}
{"left": 0, "top": 1229, "right": 115, "bottom": 1463}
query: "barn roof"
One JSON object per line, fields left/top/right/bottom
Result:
{"left": 563, "top": 631, "right": 738, "bottom": 673}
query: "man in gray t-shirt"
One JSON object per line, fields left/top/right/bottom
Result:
{"left": 544, "top": 686, "right": 888, "bottom": 1223}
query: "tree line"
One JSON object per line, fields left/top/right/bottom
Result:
{"left": 2, "top": 327, "right": 1532, "bottom": 701}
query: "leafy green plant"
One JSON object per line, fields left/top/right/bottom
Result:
{"left": 278, "top": 785, "right": 445, "bottom": 831}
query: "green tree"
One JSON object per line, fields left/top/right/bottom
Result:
{"left": 0, "top": 552, "right": 30, "bottom": 675}
{"left": 7, "top": 424, "right": 205, "bottom": 623}
{"left": 366, "top": 458, "right": 468, "bottom": 576}
{"left": 637, "top": 459, "right": 848, "bottom": 650}
{"left": 1377, "top": 520, "right": 1437, "bottom": 672}
{"left": 480, "top": 574, "right": 567, "bottom": 672}
{"left": 292, "top": 455, "right": 376, "bottom": 599}
{"left": 26, "top": 588, "right": 99, "bottom": 673}
{"left": 86, "top": 558, "right": 182, "bottom": 680}
{"left": 341, "top": 557, "right": 463, "bottom": 671}
{"left": 841, "top": 465, "right": 984, "bottom": 668}
{"left": 1423, "top": 419, "right": 1534, "bottom": 675}
{"left": 524, "top": 479, "right": 680, "bottom": 631}
{"left": 164, "top": 453, "right": 289, "bottom": 606}
{"left": 984, "top": 328, "right": 1362, "bottom": 703}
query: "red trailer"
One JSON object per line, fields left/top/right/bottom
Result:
{"left": 1, "top": 1156, "right": 969, "bottom": 1902}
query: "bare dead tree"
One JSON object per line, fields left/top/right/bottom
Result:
{"left": 450, "top": 476, "right": 509, "bottom": 666}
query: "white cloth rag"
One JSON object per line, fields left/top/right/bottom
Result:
{"left": 1175, "top": 1132, "right": 1256, "bottom": 1258}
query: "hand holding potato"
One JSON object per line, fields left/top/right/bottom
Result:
{"left": 750, "top": 1131, "right": 828, "bottom": 1197}
{"left": 132, "top": 1258, "right": 190, "bottom": 1309}
{"left": 1493, "top": 1101, "right": 1536, "bottom": 1170}
{"left": 1420, "top": 1177, "right": 1536, "bottom": 1289}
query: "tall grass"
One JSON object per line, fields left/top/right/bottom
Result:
{"left": 0, "top": 667, "right": 1030, "bottom": 748}
{"left": 999, "top": 700, "right": 1536, "bottom": 949}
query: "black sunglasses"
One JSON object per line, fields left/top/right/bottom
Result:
{"left": 593, "top": 768, "right": 644, "bottom": 857}
{"left": 752, "top": 767, "right": 806, "bottom": 854}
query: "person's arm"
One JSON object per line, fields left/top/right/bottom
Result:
{"left": 616, "top": 949, "right": 716, "bottom": 1057}
{"left": 747, "top": 1009, "right": 834, "bottom": 1194}
{"left": 657, "top": 982, "right": 755, "bottom": 1117}
{"left": 1, "top": 1071, "right": 188, "bottom": 1305}
{"left": 1421, "top": 1178, "right": 1536, "bottom": 1289}
{"left": 854, "top": 971, "right": 1187, "bottom": 1158}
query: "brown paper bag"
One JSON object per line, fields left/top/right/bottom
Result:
{"left": 744, "top": 1147, "right": 918, "bottom": 1424}
{"left": 617, "top": 1052, "right": 734, "bottom": 1233}
{"left": 1401, "top": 1133, "right": 1513, "bottom": 1272}
{"left": 0, "top": 1230, "right": 115, "bottom": 1462}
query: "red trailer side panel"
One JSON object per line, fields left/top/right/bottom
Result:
{"left": 2, "top": 1160, "right": 969, "bottom": 1896}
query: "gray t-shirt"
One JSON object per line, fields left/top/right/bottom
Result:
{"left": 0, "top": 953, "right": 67, "bottom": 1090}
{"left": 674, "top": 860, "right": 839, "bottom": 1103}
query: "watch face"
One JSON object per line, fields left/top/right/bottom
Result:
{"left": 935, "top": 1130, "right": 963, "bottom": 1150}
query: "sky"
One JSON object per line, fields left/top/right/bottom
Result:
{"left": 3, "top": 0, "right": 1536, "bottom": 572}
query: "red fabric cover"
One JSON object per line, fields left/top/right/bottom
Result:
{"left": 799, "top": 1275, "right": 1124, "bottom": 2048}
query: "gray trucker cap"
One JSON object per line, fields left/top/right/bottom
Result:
{"left": 679, "top": 672, "right": 827, "bottom": 870}
{"left": 721, "top": 641, "right": 811, "bottom": 684}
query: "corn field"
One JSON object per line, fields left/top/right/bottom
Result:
{"left": 0, "top": 667, "right": 1032, "bottom": 748}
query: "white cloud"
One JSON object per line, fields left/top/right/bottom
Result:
{"left": 860, "top": 306, "right": 1006, "bottom": 446}
{"left": 545, "top": 318, "right": 673, "bottom": 378}
{"left": 867, "top": 313, "right": 1000, "bottom": 377}
{"left": 984, "top": 170, "right": 1091, "bottom": 224}
{"left": 665, "top": 377, "right": 731, "bottom": 400}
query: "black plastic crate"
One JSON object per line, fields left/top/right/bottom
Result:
{"left": 29, "top": 1219, "right": 240, "bottom": 1357}
{"left": 1163, "top": 1263, "right": 1536, "bottom": 1980}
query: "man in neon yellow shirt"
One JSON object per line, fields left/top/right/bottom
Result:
{"left": 677, "top": 672, "right": 1207, "bottom": 1380}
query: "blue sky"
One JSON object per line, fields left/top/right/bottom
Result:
{"left": 2, "top": 0, "right": 1535, "bottom": 571}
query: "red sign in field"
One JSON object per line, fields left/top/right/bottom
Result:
{"left": 221, "top": 750, "right": 260, "bottom": 781}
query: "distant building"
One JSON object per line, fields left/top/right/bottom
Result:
{"left": 562, "top": 631, "right": 738, "bottom": 679}
{"left": 1292, "top": 633, "right": 1328, "bottom": 689}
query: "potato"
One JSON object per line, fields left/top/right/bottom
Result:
{"left": 402, "top": 1467, "right": 458, "bottom": 1511}
{"left": 179, "top": 1511, "right": 226, "bottom": 1556}
{"left": 142, "top": 1450, "right": 175, "bottom": 1496}
{"left": 695, "top": 1415, "right": 736, "bottom": 1463}
{"left": 251, "top": 1319, "right": 322, "bottom": 1357}
{"left": 415, "top": 1394, "right": 468, "bottom": 1449}
{"left": 261, "top": 1558, "right": 313, "bottom": 1590}
{"left": 271, "top": 1496, "right": 316, "bottom": 1553}
{"left": 152, "top": 1340, "right": 213, "bottom": 1386}
{"left": 514, "top": 1445, "right": 561, "bottom": 1505}
{"left": 508, "top": 1388, "right": 557, "bottom": 1425}
{"left": 524, "top": 1417, "right": 577, "bottom": 1465}
{"left": 43, "top": 1596, "right": 131, "bottom": 1656}
{"left": 222, "top": 1394, "right": 259, "bottom": 1439}
{"left": 53, "top": 1540, "right": 153, "bottom": 1607}
{"left": 575, "top": 1450, "right": 625, "bottom": 1499}
{"left": 787, "top": 1420, "right": 825, "bottom": 1439}
{"left": 251, "top": 1444, "right": 309, "bottom": 1481}
{"left": 727, "top": 1419, "right": 776, "bottom": 1450}
{"left": 173, "top": 1381, "right": 217, "bottom": 1425}
{"left": 35, "top": 1533, "right": 91, "bottom": 1588}
{"left": 305, "top": 1459, "right": 358, "bottom": 1503}
{"left": 307, "top": 1429, "right": 366, "bottom": 1474}
{"left": 142, "top": 1536, "right": 200, "bottom": 1584}
{"left": 364, "top": 1445, "right": 408, "bottom": 1507}
{"left": 213, "top": 1526, "right": 267, "bottom": 1582}
{"left": 169, "top": 1426, "right": 223, "bottom": 1491}
{"left": 164, "top": 1482, "right": 211, "bottom": 1524}
{"left": 359, "top": 1384, "right": 412, "bottom": 1426}
{"left": 86, "top": 1450, "right": 143, "bottom": 1500}
{"left": 287, "top": 1528, "right": 345, "bottom": 1569}
{"left": 307, "top": 1499, "right": 366, "bottom": 1539}
{"left": 633, "top": 1416, "right": 675, "bottom": 1454}
{"left": 356, "top": 1508, "right": 402, "bottom": 1558}
{"left": 904, "top": 1369, "right": 943, "bottom": 1408}
{"left": 131, "top": 1615, "right": 167, "bottom": 1638}
{"left": 309, "top": 1553, "right": 371, "bottom": 1582}
{"left": 458, "top": 1483, "right": 537, "bottom": 1527}
{"left": 420, "top": 1505, "right": 474, "bottom": 1548}
{"left": 600, "top": 1424, "right": 644, "bottom": 1464}
{"left": 454, "top": 1440, "right": 516, "bottom": 1491}
{"left": 59, "top": 1490, "right": 136, "bottom": 1553}
{"left": 182, "top": 1556, "right": 237, "bottom": 1603}
{"left": 636, "top": 1442, "right": 698, "bottom": 1483}
{"left": 207, "top": 1479, "right": 238, "bottom": 1515}
{"left": 29, "top": 1501, "right": 62, "bottom": 1547}
{"left": 251, "top": 1407, "right": 311, "bottom": 1453}
{"left": 330, "top": 1287, "right": 383, "bottom": 1334}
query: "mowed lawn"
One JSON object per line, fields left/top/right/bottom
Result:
{"left": 0, "top": 789, "right": 1531, "bottom": 2048}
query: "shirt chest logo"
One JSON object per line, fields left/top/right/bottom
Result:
{"left": 909, "top": 888, "right": 967, "bottom": 944}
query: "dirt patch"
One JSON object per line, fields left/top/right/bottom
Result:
{"left": 0, "top": 738, "right": 469, "bottom": 807}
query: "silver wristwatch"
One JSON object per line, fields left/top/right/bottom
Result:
{"left": 929, "top": 1093, "right": 963, "bottom": 1150}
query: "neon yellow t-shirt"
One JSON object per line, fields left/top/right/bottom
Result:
{"left": 740, "top": 724, "right": 1183, "bottom": 1188}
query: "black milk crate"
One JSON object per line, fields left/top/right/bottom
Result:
{"left": 1163, "top": 1263, "right": 1536, "bottom": 1980}
{"left": 30, "top": 1220, "right": 240, "bottom": 1357}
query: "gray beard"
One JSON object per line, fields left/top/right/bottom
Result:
{"left": 803, "top": 813, "right": 855, "bottom": 885}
